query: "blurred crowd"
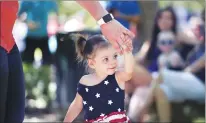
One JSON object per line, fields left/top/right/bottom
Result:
{"left": 13, "top": 1, "right": 205, "bottom": 122}
{"left": 129, "top": 6, "right": 205, "bottom": 122}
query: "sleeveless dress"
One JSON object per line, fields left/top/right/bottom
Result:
{"left": 77, "top": 74, "right": 130, "bottom": 122}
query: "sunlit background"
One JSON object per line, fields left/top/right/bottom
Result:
{"left": 11, "top": 1, "right": 205, "bottom": 122}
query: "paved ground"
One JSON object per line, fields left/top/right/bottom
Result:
{"left": 24, "top": 111, "right": 84, "bottom": 122}
{"left": 24, "top": 114, "right": 59, "bottom": 122}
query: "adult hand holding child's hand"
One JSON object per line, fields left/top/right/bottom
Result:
{"left": 119, "top": 34, "right": 133, "bottom": 54}
{"left": 100, "top": 20, "right": 134, "bottom": 54}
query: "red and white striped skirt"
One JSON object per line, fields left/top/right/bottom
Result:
{"left": 85, "top": 111, "right": 130, "bottom": 123}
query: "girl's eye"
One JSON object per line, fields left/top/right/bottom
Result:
{"left": 114, "top": 54, "right": 118, "bottom": 59}
{"left": 103, "top": 58, "right": 109, "bottom": 63}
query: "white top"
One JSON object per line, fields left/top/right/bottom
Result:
{"left": 158, "top": 50, "right": 184, "bottom": 69}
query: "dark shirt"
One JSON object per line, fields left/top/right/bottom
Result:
{"left": 77, "top": 74, "right": 125, "bottom": 120}
{"left": 187, "top": 44, "right": 205, "bottom": 83}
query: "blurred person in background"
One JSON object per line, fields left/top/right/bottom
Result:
{"left": 54, "top": 34, "right": 77, "bottom": 112}
{"left": 136, "top": 6, "right": 199, "bottom": 73}
{"left": 18, "top": 1, "right": 58, "bottom": 65}
{"left": 154, "top": 13, "right": 205, "bottom": 122}
{"left": 175, "top": 14, "right": 204, "bottom": 61}
{"left": 106, "top": 1, "right": 141, "bottom": 54}
{"left": 129, "top": 6, "right": 203, "bottom": 122}
{"left": 136, "top": 6, "right": 178, "bottom": 73}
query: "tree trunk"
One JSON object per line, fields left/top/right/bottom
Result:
{"left": 138, "top": 1, "right": 158, "bottom": 45}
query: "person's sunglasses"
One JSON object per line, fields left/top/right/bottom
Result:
{"left": 158, "top": 40, "right": 174, "bottom": 45}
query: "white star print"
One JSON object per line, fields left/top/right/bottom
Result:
{"left": 108, "top": 100, "right": 113, "bottom": 105}
{"left": 104, "top": 80, "right": 109, "bottom": 85}
{"left": 95, "top": 93, "right": 100, "bottom": 98}
{"left": 83, "top": 101, "right": 87, "bottom": 105}
{"left": 89, "top": 106, "right": 94, "bottom": 111}
{"left": 85, "top": 88, "right": 89, "bottom": 92}
{"left": 116, "top": 88, "right": 119, "bottom": 92}
{"left": 100, "top": 113, "right": 105, "bottom": 117}
{"left": 118, "top": 108, "right": 121, "bottom": 112}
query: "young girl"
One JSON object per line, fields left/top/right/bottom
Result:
{"left": 64, "top": 34, "right": 134, "bottom": 122}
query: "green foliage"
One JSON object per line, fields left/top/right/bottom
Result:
{"left": 159, "top": 1, "right": 204, "bottom": 11}
{"left": 193, "top": 118, "right": 205, "bottom": 123}
{"left": 23, "top": 63, "right": 53, "bottom": 108}
{"left": 58, "top": 1, "right": 82, "bottom": 16}
{"left": 57, "top": 1, "right": 97, "bottom": 28}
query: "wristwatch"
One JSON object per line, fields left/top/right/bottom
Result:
{"left": 97, "top": 13, "right": 114, "bottom": 26}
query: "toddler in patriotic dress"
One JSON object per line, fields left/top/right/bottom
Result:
{"left": 64, "top": 34, "right": 134, "bottom": 122}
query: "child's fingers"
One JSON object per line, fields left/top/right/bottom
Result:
{"left": 125, "top": 39, "right": 133, "bottom": 52}
{"left": 121, "top": 34, "right": 126, "bottom": 42}
{"left": 125, "top": 45, "right": 133, "bottom": 52}
{"left": 124, "top": 35, "right": 131, "bottom": 43}
{"left": 125, "top": 38, "right": 132, "bottom": 46}
{"left": 122, "top": 44, "right": 133, "bottom": 53}
{"left": 120, "top": 34, "right": 133, "bottom": 53}
{"left": 122, "top": 45, "right": 127, "bottom": 50}
{"left": 125, "top": 41, "right": 132, "bottom": 47}
{"left": 117, "top": 42, "right": 124, "bottom": 55}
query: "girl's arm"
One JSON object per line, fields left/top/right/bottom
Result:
{"left": 64, "top": 93, "right": 83, "bottom": 122}
{"left": 116, "top": 41, "right": 135, "bottom": 82}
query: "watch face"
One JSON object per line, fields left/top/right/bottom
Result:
{"left": 103, "top": 14, "right": 113, "bottom": 23}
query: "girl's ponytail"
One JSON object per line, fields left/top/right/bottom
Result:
{"left": 74, "top": 34, "right": 87, "bottom": 62}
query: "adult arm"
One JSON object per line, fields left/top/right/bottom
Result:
{"left": 76, "top": 1, "right": 135, "bottom": 53}
{"left": 184, "top": 53, "right": 205, "bottom": 73}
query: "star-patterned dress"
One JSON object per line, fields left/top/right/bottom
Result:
{"left": 77, "top": 74, "right": 130, "bottom": 122}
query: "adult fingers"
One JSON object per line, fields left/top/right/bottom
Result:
{"left": 123, "top": 29, "right": 135, "bottom": 39}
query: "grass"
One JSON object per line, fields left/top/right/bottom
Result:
{"left": 193, "top": 118, "right": 205, "bottom": 123}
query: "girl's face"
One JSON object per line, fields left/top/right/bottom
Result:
{"left": 157, "top": 39, "right": 175, "bottom": 53}
{"left": 88, "top": 46, "right": 118, "bottom": 76}
{"left": 158, "top": 11, "right": 174, "bottom": 31}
